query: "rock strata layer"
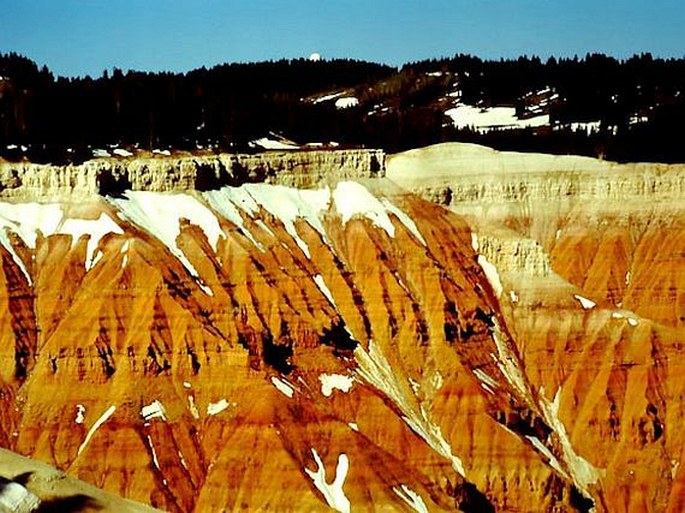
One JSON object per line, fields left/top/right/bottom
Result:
{"left": 0, "top": 149, "right": 385, "bottom": 198}
{"left": 0, "top": 172, "right": 607, "bottom": 512}
{"left": 388, "top": 142, "right": 685, "bottom": 512}
{"left": 0, "top": 142, "right": 682, "bottom": 511}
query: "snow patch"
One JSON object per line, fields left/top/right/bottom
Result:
{"left": 574, "top": 294, "right": 596, "bottom": 310}
{"left": 335, "top": 97, "right": 359, "bottom": 109}
{"left": 312, "top": 91, "right": 345, "bottom": 104}
{"left": 408, "top": 378, "right": 420, "bottom": 395}
{"left": 355, "top": 340, "right": 466, "bottom": 477}
{"left": 393, "top": 484, "right": 429, "bottom": 513}
{"left": 207, "top": 399, "right": 230, "bottom": 416}
{"left": 480, "top": 382, "right": 495, "bottom": 394}
{"left": 473, "top": 368, "right": 499, "bottom": 390}
{"left": 430, "top": 371, "right": 443, "bottom": 392}
{"left": 446, "top": 104, "right": 549, "bottom": 132}
{"left": 249, "top": 137, "right": 299, "bottom": 150}
{"left": 75, "top": 404, "right": 86, "bottom": 425}
{"left": 381, "top": 198, "right": 426, "bottom": 245}
{"left": 333, "top": 182, "right": 396, "bottom": 238}
{"left": 313, "top": 274, "right": 336, "bottom": 307}
{"left": 540, "top": 387, "right": 600, "bottom": 495}
{"left": 526, "top": 435, "right": 569, "bottom": 478}
{"left": 111, "top": 192, "right": 222, "bottom": 292}
{"left": 207, "top": 183, "right": 426, "bottom": 262}
{"left": 146, "top": 434, "right": 160, "bottom": 470}
{"left": 319, "top": 374, "right": 354, "bottom": 397}
{"left": 91, "top": 250, "right": 104, "bottom": 269}
{"left": 470, "top": 232, "right": 479, "bottom": 252}
{"left": 141, "top": 400, "right": 167, "bottom": 422}
{"left": 554, "top": 120, "right": 601, "bottom": 134}
{"left": 178, "top": 450, "right": 189, "bottom": 471}
{"left": 0, "top": 203, "right": 59, "bottom": 282}
{"left": 490, "top": 319, "right": 530, "bottom": 400}
{"left": 78, "top": 405, "right": 116, "bottom": 456}
{"left": 242, "top": 184, "right": 330, "bottom": 259}
{"left": 187, "top": 395, "right": 200, "bottom": 419}
{"left": 112, "top": 148, "right": 133, "bottom": 157}
{"left": 60, "top": 213, "right": 124, "bottom": 270}
{"left": 203, "top": 187, "right": 264, "bottom": 249}
{"left": 304, "top": 449, "right": 351, "bottom": 513}
{"left": 120, "top": 239, "right": 131, "bottom": 268}
{"left": 271, "top": 376, "right": 295, "bottom": 398}
{"left": 477, "top": 254, "right": 503, "bottom": 297}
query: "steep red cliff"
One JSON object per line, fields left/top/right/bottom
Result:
{"left": 0, "top": 143, "right": 682, "bottom": 511}
{"left": 0, "top": 171, "right": 609, "bottom": 512}
{"left": 389, "top": 142, "right": 685, "bottom": 512}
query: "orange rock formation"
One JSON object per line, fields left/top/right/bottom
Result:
{"left": 0, "top": 144, "right": 681, "bottom": 512}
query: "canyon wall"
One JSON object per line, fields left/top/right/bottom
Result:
{"left": 0, "top": 143, "right": 683, "bottom": 512}
{"left": 388, "top": 142, "right": 685, "bottom": 512}
{"left": 0, "top": 149, "right": 385, "bottom": 198}
{"left": 0, "top": 172, "right": 604, "bottom": 512}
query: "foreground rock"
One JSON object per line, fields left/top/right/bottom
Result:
{"left": 0, "top": 448, "right": 157, "bottom": 512}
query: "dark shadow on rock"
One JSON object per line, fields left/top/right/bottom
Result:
{"left": 11, "top": 471, "right": 34, "bottom": 486}
{"left": 456, "top": 482, "right": 495, "bottom": 513}
{"left": 35, "top": 494, "right": 104, "bottom": 513}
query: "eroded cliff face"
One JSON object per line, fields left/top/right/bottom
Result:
{"left": 0, "top": 169, "right": 607, "bottom": 512}
{"left": 388, "top": 142, "right": 685, "bottom": 512}
{"left": 0, "top": 143, "right": 681, "bottom": 512}
{"left": 0, "top": 149, "right": 385, "bottom": 198}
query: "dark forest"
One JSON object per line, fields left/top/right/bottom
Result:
{"left": 1, "top": 52, "right": 684, "bottom": 162}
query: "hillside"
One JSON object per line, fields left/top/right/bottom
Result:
{"left": 0, "top": 145, "right": 682, "bottom": 511}
{"left": 1, "top": 52, "right": 685, "bottom": 162}
{"left": 388, "top": 142, "right": 685, "bottom": 511}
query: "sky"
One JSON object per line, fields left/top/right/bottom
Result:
{"left": 1, "top": 0, "right": 684, "bottom": 77}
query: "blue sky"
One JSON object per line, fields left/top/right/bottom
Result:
{"left": 1, "top": 0, "right": 684, "bottom": 77}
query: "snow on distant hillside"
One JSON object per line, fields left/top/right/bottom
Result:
{"left": 249, "top": 132, "right": 300, "bottom": 150}
{"left": 445, "top": 104, "right": 549, "bottom": 133}
{"left": 335, "top": 97, "right": 359, "bottom": 109}
{"left": 554, "top": 121, "right": 601, "bottom": 135}
{"left": 311, "top": 91, "right": 346, "bottom": 104}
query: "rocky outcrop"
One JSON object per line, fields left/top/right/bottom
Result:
{"left": 388, "top": 142, "right": 685, "bottom": 512}
{"left": 0, "top": 149, "right": 385, "bottom": 198}
{"left": 0, "top": 448, "right": 159, "bottom": 512}
{"left": 0, "top": 142, "right": 683, "bottom": 512}
{"left": 387, "top": 142, "right": 685, "bottom": 323}
{"left": 0, "top": 177, "right": 607, "bottom": 512}
{"left": 388, "top": 142, "right": 685, "bottom": 215}
{"left": 476, "top": 232, "right": 551, "bottom": 277}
